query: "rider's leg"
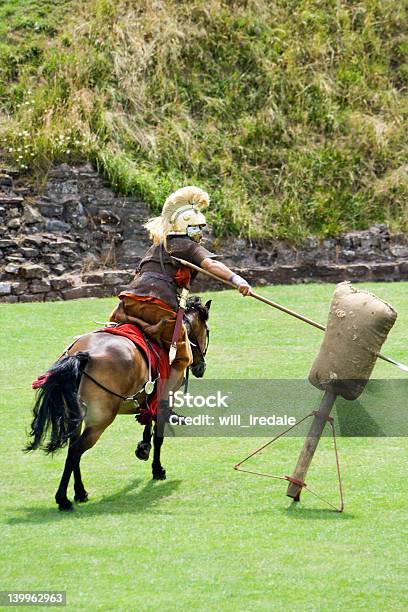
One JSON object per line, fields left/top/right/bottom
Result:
{"left": 111, "top": 296, "right": 193, "bottom": 419}
{"left": 157, "top": 328, "right": 193, "bottom": 431}
{"left": 117, "top": 296, "right": 192, "bottom": 398}
{"left": 161, "top": 324, "right": 193, "bottom": 397}
{"left": 109, "top": 300, "right": 169, "bottom": 345}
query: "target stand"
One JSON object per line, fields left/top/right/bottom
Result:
{"left": 234, "top": 282, "right": 398, "bottom": 513}
{"left": 234, "top": 390, "right": 344, "bottom": 513}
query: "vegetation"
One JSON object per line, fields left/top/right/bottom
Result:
{"left": 0, "top": 0, "right": 407, "bottom": 241}
{"left": 1, "top": 282, "right": 408, "bottom": 609}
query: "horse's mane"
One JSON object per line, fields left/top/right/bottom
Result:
{"left": 186, "top": 296, "right": 209, "bottom": 322}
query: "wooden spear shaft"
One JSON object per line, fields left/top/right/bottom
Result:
{"left": 172, "top": 257, "right": 408, "bottom": 372}
{"left": 172, "top": 256, "right": 325, "bottom": 330}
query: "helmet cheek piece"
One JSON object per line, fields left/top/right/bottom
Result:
{"left": 187, "top": 225, "right": 205, "bottom": 243}
{"left": 170, "top": 206, "right": 207, "bottom": 241}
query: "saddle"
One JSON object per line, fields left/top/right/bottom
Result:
{"left": 109, "top": 300, "right": 170, "bottom": 347}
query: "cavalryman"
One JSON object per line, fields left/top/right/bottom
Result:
{"left": 109, "top": 185, "right": 251, "bottom": 411}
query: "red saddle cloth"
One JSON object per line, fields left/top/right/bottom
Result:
{"left": 99, "top": 323, "right": 170, "bottom": 423}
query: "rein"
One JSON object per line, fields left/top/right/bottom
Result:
{"left": 185, "top": 317, "right": 210, "bottom": 361}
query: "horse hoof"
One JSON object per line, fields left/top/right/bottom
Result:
{"left": 135, "top": 441, "right": 151, "bottom": 461}
{"left": 74, "top": 492, "right": 89, "bottom": 503}
{"left": 57, "top": 498, "right": 73, "bottom": 512}
{"left": 152, "top": 467, "right": 166, "bottom": 480}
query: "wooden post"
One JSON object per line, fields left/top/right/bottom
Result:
{"left": 286, "top": 390, "right": 337, "bottom": 501}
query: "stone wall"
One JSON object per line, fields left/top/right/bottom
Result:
{"left": 1, "top": 162, "right": 408, "bottom": 303}
{"left": 0, "top": 163, "right": 150, "bottom": 303}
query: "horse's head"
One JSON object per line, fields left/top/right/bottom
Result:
{"left": 184, "top": 296, "right": 211, "bottom": 378}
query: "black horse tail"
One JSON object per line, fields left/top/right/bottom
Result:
{"left": 25, "top": 352, "right": 90, "bottom": 454}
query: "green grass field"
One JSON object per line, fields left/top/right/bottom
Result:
{"left": 1, "top": 282, "right": 408, "bottom": 610}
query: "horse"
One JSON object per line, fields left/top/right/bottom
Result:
{"left": 26, "top": 296, "right": 211, "bottom": 511}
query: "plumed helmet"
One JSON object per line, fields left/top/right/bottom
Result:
{"left": 144, "top": 186, "right": 209, "bottom": 244}
{"left": 162, "top": 186, "right": 208, "bottom": 233}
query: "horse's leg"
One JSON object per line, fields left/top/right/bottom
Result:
{"left": 72, "top": 424, "right": 110, "bottom": 504}
{"left": 69, "top": 424, "right": 88, "bottom": 503}
{"left": 55, "top": 419, "right": 112, "bottom": 511}
{"left": 135, "top": 422, "right": 152, "bottom": 461}
{"left": 55, "top": 444, "right": 78, "bottom": 511}
{"left": 152, "top": 423, "right": 166, "bottom": 480}
{"left": 73, "top": 458, "right": 88, "bottom": 503}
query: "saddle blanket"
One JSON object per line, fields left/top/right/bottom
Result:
{"left": 98, "top": 323, "right": 170, "bottom": 423}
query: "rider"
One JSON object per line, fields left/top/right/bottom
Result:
{"left": 109, "top": 185, "right": 251, "bottom": 410}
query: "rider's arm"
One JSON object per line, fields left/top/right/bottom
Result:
{"left": 201, "top": 258, "right": 251, "bottom": 296}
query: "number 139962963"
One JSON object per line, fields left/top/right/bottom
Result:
{"left": 0, "top": 592, "right": 66, "bottom": 606}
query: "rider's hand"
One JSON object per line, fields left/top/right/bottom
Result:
{"left": 238, "top": 281, "right": 252, "bottom": 296}
{"left": 230, "top": 273, "right": 252, "bottom": 296}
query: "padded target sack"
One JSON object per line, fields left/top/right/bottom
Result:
{"left": 309, "top": 282, "right": 397, "bottom": 400}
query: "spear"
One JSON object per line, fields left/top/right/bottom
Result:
{"left": 172, "top": 256, "right": 408, "bottom": 373}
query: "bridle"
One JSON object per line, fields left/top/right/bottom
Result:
{"left": 184, "top": 309, "right": 210, "bottom": 365}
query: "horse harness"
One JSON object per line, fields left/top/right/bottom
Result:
{"left": 62, "top": 309, "right": 210, "bottom": 409}
{"left": 81, "top": 334, "right": 160, "bottom": 409}
{"left": 184, "top": 315, "right": 210, "bottom": 362}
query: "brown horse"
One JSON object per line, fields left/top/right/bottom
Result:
{"left": 26, "top": 296, "right": 211, "bottom": 511}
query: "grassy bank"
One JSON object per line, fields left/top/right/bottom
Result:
{"left": 0, "top": 1, "right": 407, "bottom": 241}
